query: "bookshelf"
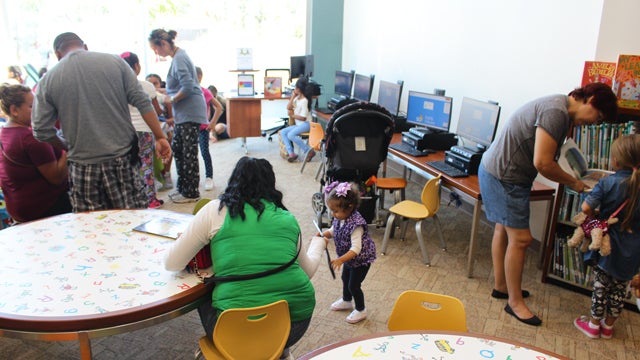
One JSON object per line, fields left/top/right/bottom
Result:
{"left": 541, "top": 120, "right": 639, "bottom": 311}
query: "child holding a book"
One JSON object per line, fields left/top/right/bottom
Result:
{"left": 319, "top": 181, "right": 376, "bottom": 324}
{"left": 574, "top": 134, "right": 640, "bottom": 339}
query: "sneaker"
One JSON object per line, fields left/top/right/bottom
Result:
{"left": 346, "top": 309, "right": 367, "bottom": 324}
{"left": 305, "top": 149, "right": 316, "bottom": 162}
{"left": 330, "top": 298, "right": 353, "bottom": 311}
{"left": 574, "top": 316, "right": 600, "bottom": 339}
{"left": 169, "top": 193, "right": 200, "bottom": 204}
{"left": 287, "top": 153, "right": 298, "bottom": 163}
{"left": 205, "top": 178, "right": 214, "bottom": 191}
{"left": 148, "top": 199, "right": 164, "bottom": 209}
{"left": 600, "top": 320, "right": 613, "bottom": 339}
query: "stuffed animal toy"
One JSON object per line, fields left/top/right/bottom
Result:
{"left": 567, "top": 212, "right": 617, "bottom": 256}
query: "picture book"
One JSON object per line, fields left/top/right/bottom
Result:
{"left": 264, "top": 76, "right": 282, "bottom": 98}
{"left": 558, "top": 138, "right": 613, "bottom": 192}
{"left": 237, "top": 74, "right": 255, "bottom": 96}
{"left": 132, "top": 213, "right": 194, "bottom": 239}
{"left": 581, "top": 61, "right": 616, "bottom": 87}
{"left": 612, "top": 54, "right": 640, "bottom": 110}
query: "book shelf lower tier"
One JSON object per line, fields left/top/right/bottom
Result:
{"left": 544, "top": 225, "right": 639, "bottom": 313}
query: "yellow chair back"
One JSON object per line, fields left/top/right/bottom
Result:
{"left": 199, "top": 300, "right": 290, "bottom": 360}
{"left": 388, "top": 290, "right": 467, "bottom": 332}
{"left": 193, "top": 198, "right": 212, "bottom": 215}
{"left": 420, "top": 175, "right": 441, "bottom": 217}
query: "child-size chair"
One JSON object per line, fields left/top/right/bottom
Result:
{"left": 197, "top": 300, "right": 291, "bottom": 360}
{"left": 387, "top": 290, "right": 467, "bottom": 332}
{"left": 300, "top": 121, "right": 325, "bottom": 176}
{"left": 380, "top": 175, "right": 446, "bottom": 265}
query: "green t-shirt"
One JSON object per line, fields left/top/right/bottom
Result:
{"left": 210, "top": 201, "right": 315, "bottom": 321}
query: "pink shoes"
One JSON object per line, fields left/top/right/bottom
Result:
{"left": 574, "top": 316, "right": 600, "bottom": 339}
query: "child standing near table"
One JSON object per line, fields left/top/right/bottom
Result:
{"left": 320, "top": 181, "right": 376, "bottom": 324}
{"left": 574, "top": 134, "right": 640, "bottom": 339}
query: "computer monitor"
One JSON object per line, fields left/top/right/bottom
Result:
{"left": 334, "top": 70, "right": 355, "bottom": 97}
{"left": 352, "top": 74, "right": 375, "bottom": 101}
{"left": 405, "top": 90, "right": 453, "bottom": 132}
{"left": 376, "top": 80, "right": 403, "bottom": 116}
{"left": 455, "top": 97, "right": 501, "bottom": 150}
{"left": 290, "top": 55, "right": 314, "bottom": 80}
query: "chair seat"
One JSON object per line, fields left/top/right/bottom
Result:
{"left": 389, "top": 200, "right": 432, "bottom": 219}
{"left": 198, "top": 336, "right": 225, "bottom": 359}
{"left": 377, "top": 177, "right": 407, "bottom": 190}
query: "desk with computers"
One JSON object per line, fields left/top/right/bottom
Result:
{"left": 316, "top": 69, "right": 503, "bottom": 177}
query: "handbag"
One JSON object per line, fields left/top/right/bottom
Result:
{"left": 187, "top": 244, "right": 212, "bottom": 278}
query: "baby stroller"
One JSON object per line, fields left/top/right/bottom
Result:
{"left": 312, "top": 102, "right": 394, "bottom": 227}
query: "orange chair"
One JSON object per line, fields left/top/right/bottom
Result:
{"left": 300, "top": 121, "right": 325, "bottom": 175}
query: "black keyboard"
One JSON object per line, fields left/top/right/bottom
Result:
{"left": 426, "top": 161, "right": 469, "bottom": 178}
{"left": 316, "top": 107, "right": 334, "bottom": 114}
{"left": 389, "top": 143, "right": 434, "bottom": 157}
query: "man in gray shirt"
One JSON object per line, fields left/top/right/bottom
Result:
{"left": 32, "top": 32, "right": 171, "bottom": 211}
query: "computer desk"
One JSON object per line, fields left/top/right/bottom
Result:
{"left": 385, "top": 133, "right": 556, "bottom": 277}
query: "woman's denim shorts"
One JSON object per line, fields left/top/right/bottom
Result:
{"left": 478, "top": 165, "right": 530, "bottom": 229}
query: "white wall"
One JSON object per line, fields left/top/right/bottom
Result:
{"left": 342, "top": 0, "right": 604, "bottom": 133}
{"left": 596, "top": 0, "right": 640, "bottom": 61}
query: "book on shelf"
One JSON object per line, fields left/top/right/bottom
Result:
{"left": 132, "top": 213, "right": 194, "bottom": 239}
{"left": 264, "top": 76, "right": 282, "bottom": 98}
{"left": 558, "top": 138, "right": 614, "bottom": 192}
{"left": 581, "top": 61, "right": 616, "bottom": 87}
{"left": 612, "top": 54, "right": 640, "bottom": 110}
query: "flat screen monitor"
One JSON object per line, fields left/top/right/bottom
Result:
{"left": 290, "top": 55, "right": 314, "bottom": 80}
{"left": 352, "top": 74, "right": 374, "bottom": 101}
{"left": 376, "top": 80, "right": 403, "bottom": 116}
{"left": 455, "top": 97, "right": 501, "bottom": 150}
{"left": 334, "top": 70, "right": 354, "bottom": 97}
{"left": 405, "top": 90, "right": 452, "bottom": 132}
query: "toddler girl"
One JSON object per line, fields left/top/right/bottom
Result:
{"left": 320, "top": 181, "right": 376, "bottom": 324}
{"left": 574, "top": 134, "right": 640, "bottom": 339}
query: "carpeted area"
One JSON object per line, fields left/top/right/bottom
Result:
{"left": 1, "top": 135, "right": 639, "bottom": 359}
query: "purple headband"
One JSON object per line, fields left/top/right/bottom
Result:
{"left": 324, "top": 181, "right": 351, "bottom": 197}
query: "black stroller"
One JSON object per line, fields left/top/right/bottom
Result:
{"left": 312, "top": 102, "right": 395, "bottom": 227}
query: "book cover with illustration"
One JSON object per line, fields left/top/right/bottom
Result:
{"left": 558, "top": 138, "right": 613, "bottom": 192}
{"left": 581, "top": 61, "right": 616, "bottom": 87}
{"left": 264, "top": 76, "right": 282, "bottom": 98}
{"left": 612, "top": 54, "right": 640, "bottom": 110}
{"left": 133, "top": 214, "right": 194, "bottom": 239}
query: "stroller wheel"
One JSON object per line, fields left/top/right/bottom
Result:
{"left": 312, "top": 192, "right": 325, "bottom": 215}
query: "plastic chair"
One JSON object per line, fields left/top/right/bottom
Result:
{"left": 387, "top": 290, "right": 467, "bottom": 332}
{"left": 300, "top": 121, "right": 325, "bottom": 175}
{"left": 374, "top": 177, "right": 407, "bottom": 226}
{"left": 380, "top": 175, "right": 446, "bottom": 266}
{"left": 198, "top": 300, "right": 291, "bottom": 360}
{"left": 193, "top": 198, "right": 212, "bottom": 215}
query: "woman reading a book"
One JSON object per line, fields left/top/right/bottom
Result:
{"left": 477, "top": 83, "right": 618, "bottom": 326}
{"left": 163, "top": 157, "right": 327, "bottom": 359}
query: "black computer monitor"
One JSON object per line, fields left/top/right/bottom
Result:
{"left": 376, "top": 80, "right": 403, "bottom": 116}
{"left": 334, "top": 70, "right": 354, "bottom": 97}
{"left": 455, "top": 97, "right": 501, "bottom": 151}
{"left": 290, "top": 55, "right": 314, "bottom": 80}
{"left": 406, "top": 90, "right": 453, "bottom": 132}
{"left": 352, "top": 74, "right": 375, "bottom": 101}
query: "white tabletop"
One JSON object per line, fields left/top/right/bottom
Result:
{"left": 0, "top": 209, "right": 209, "bottom": 331}
{"left": 300, "top": 331, "right": 566, "bottom": 360}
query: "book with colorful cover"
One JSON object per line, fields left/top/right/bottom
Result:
{"left": 264, "top": 76, "right": 282, "bottom": 98}
{"left": 581, "top": 61, "right": 616, "bottom": 87}
{"left": 558, "top": 138, "right": 613, "bottom": 192}
{"left": 612, "top": 54, "right": 640, "bottom": 109}
{"left": 132, "top": 213, "right": 194, "bottom": 239}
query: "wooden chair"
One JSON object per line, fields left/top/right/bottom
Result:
{"left": 300, "top": 121, "right": 325, "bottom": 175}
{"left": 380, "top": 175, "right": 446, "bottom": 266}
{"left": 388, "top": 290, "right": 467, "bottom": 332}
{"left": 198, "top": 300, "right": 291, "bottom": 360}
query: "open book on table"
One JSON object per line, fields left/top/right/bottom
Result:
{"left": 132, "top": 213, "right": 194, "bottom": 239}
{"left": 558, "top": 138, "right": 613, "bottom": 193}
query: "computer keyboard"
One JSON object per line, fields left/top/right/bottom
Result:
{"left": 389, "top": 143, "right": 434, "bottom": 157}
{"left": 316, "top": 107, "right": 334, "bottom": 114}
{"left": 426, "top": 160, "right": 469, "bottom": 178}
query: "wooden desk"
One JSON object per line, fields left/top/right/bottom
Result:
{"left": 226, "top": 94, "right": 290, "bottom": 138}
{"left": 298, "top": 330, "right": 568, "bottom": 359}
{"left": 0, "top": 209, "right": 212, "bottom": 359}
